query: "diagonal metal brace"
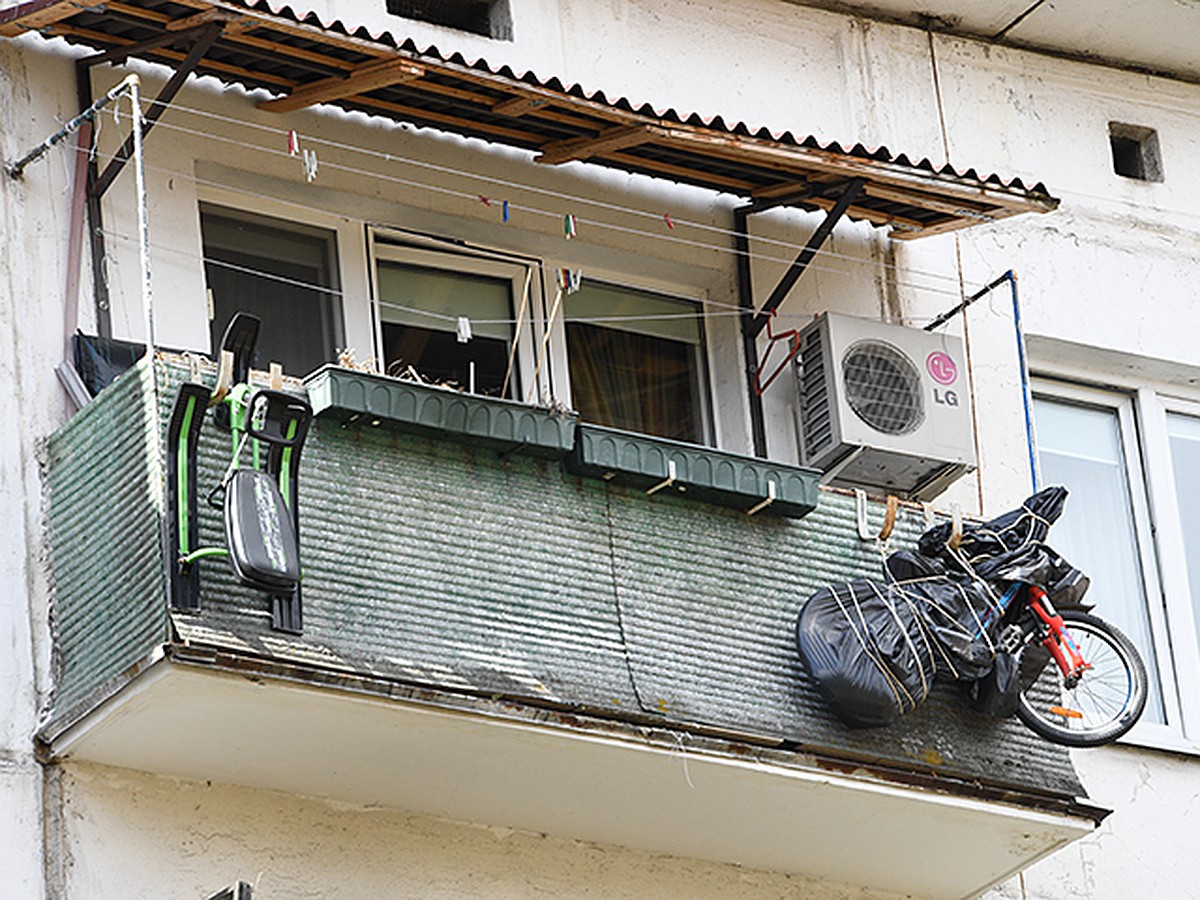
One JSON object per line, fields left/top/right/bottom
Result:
{"left": 745, "top": 177, "right": 866, "bottom": 338}
{"left": 90, "top": 22, "right": 224, "bottom": 199}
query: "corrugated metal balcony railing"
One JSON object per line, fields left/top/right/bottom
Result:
{"left": 39, "top": 356, "right": 1100, "bottom": 899}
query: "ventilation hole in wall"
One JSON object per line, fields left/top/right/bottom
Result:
{"left": 1109, "top": 122, "right": 1163, "bottom": 182}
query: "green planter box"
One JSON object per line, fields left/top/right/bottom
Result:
{"left": 567, "top": 424, "right": 819, "bottom": 518}
{"left": 304, "top": 366, "right": 577, "bottom": 458}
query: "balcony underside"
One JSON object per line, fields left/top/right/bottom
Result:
{"left": 45, "top": 650, "right": 1097, "bottom": 899}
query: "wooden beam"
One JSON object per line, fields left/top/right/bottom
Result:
{"left": 345, "top": 95, "right": 537, "bottom": 145}
{"left": 656, "top": 125, "right": 1058, "bottom": 215}
{"left": 166, "top": 8, "right": 256, "bottom": 35}
{"left": 863, "top": 182, "right": 995, "bottom": 223}
{"left": 491, "top": 95, "right": 551, "bottom": 117}
{"left": 0, "top": 0, "right": 106, "bottom": 37}
{"left": 888, "top": 206, "right": 1025, "bottom": 240}
{"left": 105, "top": 0, "right": 358, "bottom": 72}
{"left": 258, "top": 58, "right": 425, "bottom": 113}
{"left": 606, "top": 149, "right": 752, "bottom": 193}
{"left": 536, "top": 125, "right": 658, "bottom": 165}
{"left": 804, "top": 193, "right": 930, "bottom": 233}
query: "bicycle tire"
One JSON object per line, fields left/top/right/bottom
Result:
{"left": 1015, "top": 610, "right": 1148, "bottom": 747}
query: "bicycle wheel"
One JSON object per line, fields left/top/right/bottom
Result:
{"left": 1015, "top": 611, "right": 1148, "bottom": 747}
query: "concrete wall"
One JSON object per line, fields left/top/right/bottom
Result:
{"left": 3, "top": 0, "right": 1200, "bottom": 896}
{"left": 55, "top": 762, "right": 911, "bottom": 900}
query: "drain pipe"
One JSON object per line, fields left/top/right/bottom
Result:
{"left": 925, "top": 269, "right": 1040, "bottom": 494}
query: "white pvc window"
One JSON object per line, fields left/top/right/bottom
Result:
{"left": 1033, "top": 381, "right": 1200, "bottom": 751}
{"left": 371, "top": 240, "right": 539, "bottom": 399}
{"left": 564, "top": 282, "right": 711, "bottom": 444}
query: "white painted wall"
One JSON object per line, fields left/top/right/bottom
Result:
{"left": 3, "top": 0, "right": 1200, "bottom": 896}
{"left": 58, "top": 762, "right": 912, "bottom": 900}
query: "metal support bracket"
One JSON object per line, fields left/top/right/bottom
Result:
{"left": 90, "top": 23, "right": 224, "bottom": 199}
{"left": 77, "top": 22, "right": 224, "bottom": 336}
{"left": 735, "top": 177, "right": 867, "bottom": 457}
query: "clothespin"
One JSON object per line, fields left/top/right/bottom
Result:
{"left": 478, "top": 195, "right": 492, "bottom": 206}
{"left": 557, "top": 268, "right": 582, "bottom": 295}
{"left": 663, "top": 212, "right": 675, "bottom": 230}
{"left": 302, "top": 148, "right": 318, "bottom": 182}
{"left": 502, "top": 200, "right": 510, "bottom": 223}
{"left": 287, "top": 130, "right": 300, "bottom": 156}
{"left": 564, "top": 214, "right": 577, "bottom": 239}
{"left": 456, "top": 316, "right": 472, "bottom": 344}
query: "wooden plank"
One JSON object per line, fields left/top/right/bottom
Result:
{"left": 47, "top": 22, "right": 300, "bottom": 89}
{"left": 536, "top": 125, "right": 658, "bottom": 165}
{"left": 343, "top": 95, "right": 539, "bottom": 145}
{"left": 258, "top": 58, "right": 425, "bottom": 113}
{"left": 103, "top": 0, "right": 358, "bottom": 72}
{"left": 165, "top": 8, "right": 255, "bottom": 34}
{"left": 655, "top": 125, "right": 1057, "bottom": 214}
{"left": 0, "top": 0, "right": 107, "bottom": 37}
{"left": 604, "top": 149, "right": 752, "bottom": 193}
{"left": 492, "top": 95, "right": 551, "bottom": 117}
{"left": 803, "top": 193, "right": 931, "bottom": 232}
{"left": 888, "top": 206, "right": 1026, "bottom": 240}
{"left": 863, "top": 182, "right": 996, "bottom": 222}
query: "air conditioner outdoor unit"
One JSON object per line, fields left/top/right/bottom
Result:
{"left": 795, "top": 311, "right": 976, "bottom": 501}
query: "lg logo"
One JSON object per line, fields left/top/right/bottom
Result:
{"left": 926, "top": 351, "right": 961, "bottom": 407}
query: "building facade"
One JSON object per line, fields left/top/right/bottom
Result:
{"left": 1, "top": 1, "right": 1198, "bottom": 897}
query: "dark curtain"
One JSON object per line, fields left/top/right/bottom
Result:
{"left": 566, "top": 322, "right": 701, "bottom": 443}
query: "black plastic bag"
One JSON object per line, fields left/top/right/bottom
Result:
{"left": 796, "top": 579, "right": 937, "bottom": 728}
{"left": 964, "top": 650, "right": 1020, "bottom": 717}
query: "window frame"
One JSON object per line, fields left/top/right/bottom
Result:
{"left": 546, "top": 267, "right": 716, "bottom": 447}
{"left": 369, "top": 232, "right": 542, "bottom": 402}
{"left": 195, "top": 186, "right": 373, "bottom": 365}
{"left": 559, "top": 278, "right": 715, "bottom": 448}
{"left": 1033, "top": 377, "right": 1200, "bottom": 753}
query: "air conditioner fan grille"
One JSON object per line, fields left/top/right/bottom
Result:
{"left": 841, "top": 340, "right": 924, "bottom": 435}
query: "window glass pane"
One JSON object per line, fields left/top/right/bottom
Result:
{"left": 1033, "top": 396, "right": 1166, "bottom": 723}
{"left": 565, "top": 285, "right": 706, "bottom": 444}
{"left": 201, "top": 208, "right": 340, "bottom": 377}
{"left": 565, "top": 282, "right": 701, "bottom": 345}
{"left": 376, "top": 260, "right": 514, "bottom": 397}
{"left": 1167, "top": 412, "right": 1200, "bottom": 654}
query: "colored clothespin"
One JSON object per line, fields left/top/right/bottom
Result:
{"left": 287, "top": 130, "right": 300, "bottom": 156}
{"left": 478, "top": 195, "right": 492, "bottom": 206}
{"left": 664, "top": 212, "right": 675, "bottom": 230}
{"left": 564, "top": 214, "right": 577, "bottom": 239}
{"left": 502, "top": 200, "right": 510, "bottom": 222}
{"left": 557, "top": 268, "right": 582, "bottom": 294}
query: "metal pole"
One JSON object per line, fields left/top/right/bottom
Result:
{"left": 1007, "top": 270, "right": 1040, "bottom": 491}
{"left": 5, "top": 75, "right": 137, "bottom": 179}
{"left": 126, "top": 75, "right": 155, "bottom": 357}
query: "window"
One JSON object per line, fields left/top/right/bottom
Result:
{"left": 565, "top": 282, "right": 710, "bottom": 445}
{"left": 1108, "top": 122, "right": 1163, "bottom": 182}
{"left": 373, "top": 242, "right": 532, "bottom": 399}
{"left": 1033, "top": 381, "right": 1200, "bottom": 748}
{"left": 385, "top": 0, "right": 512, "bottom": 39}
{"left": 200, "top": 205, "right": 342, "bottom": 377}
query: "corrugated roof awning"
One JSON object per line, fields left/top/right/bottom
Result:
{"left": 0, "top": 0, "right": 1058, "bottom": 238}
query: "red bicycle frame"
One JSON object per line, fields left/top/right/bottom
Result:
{"left": 1026, "top": 585, "right": 1091, "bottom": 688}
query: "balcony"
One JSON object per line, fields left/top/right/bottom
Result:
{"left": 41, "top": 356, "right": 1100, "bottom": 899}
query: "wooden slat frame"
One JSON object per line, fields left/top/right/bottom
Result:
{"left": 0, "top": 0, "right": 1060, "bottom": 237}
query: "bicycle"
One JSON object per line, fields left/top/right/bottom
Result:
{"left": 795, "top": 486, "right": 1148, "bottom": 747}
